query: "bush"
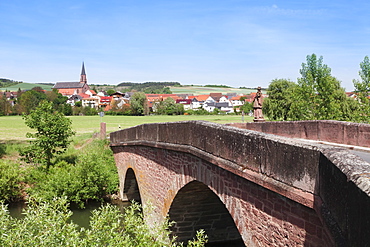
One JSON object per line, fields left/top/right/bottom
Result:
{"left": 0, "top": 160, "right": 24, "bottom": 202}
{"left": 0, "top": 198, "right": 208, "bottom": 246}
{"left": 25, "top": 139, "right": 119, "bottom": 208}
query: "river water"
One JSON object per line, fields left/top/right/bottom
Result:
{"left": 7, "top": 200, "right": 130, "bottom": 229}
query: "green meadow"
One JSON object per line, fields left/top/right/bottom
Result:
{"left": 0, "top": 115, "right": 252, "bottom": 141}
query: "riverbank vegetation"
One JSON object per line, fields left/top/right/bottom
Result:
{"left": 0, "top": 138, "right": 207, "bottom": 246}
{"left": 0, "top": 197, "right": 207, "bottom": 246}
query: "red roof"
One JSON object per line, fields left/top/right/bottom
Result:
{"left": 176, "top": 99, "right": 192, "bottom": 104}
{"left": 188, "top": 95, "right": 209, "bottom": 101}
{"left": 100, "top": 96, "right": 112, "bottom": 103}
{"left": 78, "top": 93, "right": 90, "bottom": 99}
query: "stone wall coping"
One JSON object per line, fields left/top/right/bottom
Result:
{"left": 226, "top": 120, "right": 370, "bottom": 148}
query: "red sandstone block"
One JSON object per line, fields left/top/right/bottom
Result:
{"left": 305, "top": 221, "right": 317, "bottom": 235}
{"left": 302, "top": 210, "right": 310, "bottom": 221}
{"left": 290, "top": 205, "right": 303, "bottom": 217}
{"left": 309, "top": 212, "right": 323, "bottom": 226}
{"left": 257, "top": 189, "right": 267, "bottom": 200}
{"left": 264, "top": 207, "right": 272, "bottom": 216}
{"left": 271, "top": 210, "right": 283, "bottom": 221}
{"left": 306, "top": 234, "right": 326, "bottom": 247}
{"left": 281, "top": 204, "right": 291, "bottom": 214}
{"left": 287, "top": 214, "right": 305, "bottom": 229}
{"left": 273, "top": 202, "right": 282, "bottom": 213}
{"left": 263, "top": 200, "right": 273, "bottom": 210}
{"left": 254, "top": 199, "right": 263, "bottom": 210}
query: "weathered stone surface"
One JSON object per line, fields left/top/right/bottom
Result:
{"left": 110, "top": 120, "right": 370, "bottom": 246}
{"left": 227, "top": 120, "right": 370, "bottom": 147}
{"left": 112, "top": 145, "right": 333, "bottom": 246}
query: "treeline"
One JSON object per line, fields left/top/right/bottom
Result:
{"left": 204, "top": 84, "right": 231, "bottom": 88}
{"left": 263, "top": 54, "right": 370, "bottom": 123}
{"left": 0, "top": 87, "right": 105, "bottom": 116}
{"left": 0, "top": 87, "right": 72, "bottom": 116}
{"left": 117, "top": 81, "right": 180, "bottom": 94}
{"left": 0, "top": 78, "right": 22, "bottom": 88}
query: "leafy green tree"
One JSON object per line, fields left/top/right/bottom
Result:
{"left": 290, "top": 54, "right": 352, "bottom": 120}
{"left": 155, "top": 97, "right": 184, "bottom": 115}
{"left": 106, "top": 89, "right": 116, "bottom": 95}
{"left": 21, "top": 101, "right": 75, "bottom": 169}
{"left": 239, "top": 101, "right": 253, "bottom": 115}
{"left": 353, "top": 55, "right": 370, "bottom": 122}
{"left": 46, "top": 89, "right": 72, "bottom": 115}
{"left": 263, "top": 79, "right": 297, "bottom": 120}
{"left": 18, "top": 89, "right": 46, "bottom": 114}
{"left": 0, "top": 93, "right": 11, "bottom": 116}
{"left": 130, "top": 92, "right": 149, "bottom": 115}
{"left": 82, "top": 106, "right": 98, "bottom": 116}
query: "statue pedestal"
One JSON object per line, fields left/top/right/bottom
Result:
{"left": 253, "top": 118, "right": 266, "bottom": 123}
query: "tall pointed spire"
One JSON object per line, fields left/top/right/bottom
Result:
{"left": 80, "top": 62, "right": 87, "bottom": 84}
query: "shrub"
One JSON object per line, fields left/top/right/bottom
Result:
{"left": 25, "top": 139, "right": 119, "bottom": 208}
{"left": 0, "top": 160, "right": 24, "bottom": 202}
{"left": 0, "top": 198, "right": 208, "bottom": 246}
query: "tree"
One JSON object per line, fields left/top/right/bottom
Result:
{"left": 17, "top": 89, "right": 46, "bottom": 114}
{"left": 290, "top": 54, "right": 352, "bottom": 120}
{"left": 353, "top": 56, "right": 370, "bottom": 122}
{"left": 21, "top": 101, "right": 75, "bottom": 169}
{"left": 263, "top": 79, "right": 297, "bottom": 120}
{"left": 155, "top": 97, "right": 184, "bottom": 115}
{"left": 0, "top": 93, "right": 12, "bottom": 116}
{"left": 106, "top": 89, "right": 116, "bottom": 95}
{"left": 130, "top": 92, "right": 149, "bottom": 115}
{"left": 239, "top": 101, "right": 253, "bottom": 115}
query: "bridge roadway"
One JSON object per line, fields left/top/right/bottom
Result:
{"left": 110, "top": 120, "right": 370, "bottom": 247}
{"left": 294, "top": 138, "right": 370, "bottom": 163}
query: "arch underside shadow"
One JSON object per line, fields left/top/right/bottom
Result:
{"left": 123, "top": 168, "right": 142, "bottom": 203}
{"left": 168, "top": 180, "right": 245, "bottom": 247}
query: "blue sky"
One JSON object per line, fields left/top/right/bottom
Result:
{"left": 1, "top": 0, "right": 369, "bottom": 90}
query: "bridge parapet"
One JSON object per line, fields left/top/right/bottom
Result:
{"left": 227, "top": 120, "right": 370, "bottom": 148}
{"left": 111, "top": 121, "right": 321, "bottom": 202}
{"left": 110, "top": 120, "right": 370, "bottom": 246}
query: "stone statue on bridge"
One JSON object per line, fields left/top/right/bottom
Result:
{"left": 253, "top": 87, "right": 265, "bottom": 122}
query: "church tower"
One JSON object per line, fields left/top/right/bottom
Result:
{"left": 80, "top": 62, "right": 87, "bottom": 84}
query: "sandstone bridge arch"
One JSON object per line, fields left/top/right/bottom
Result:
{"left": 110, "top": 120, "right": 370, "bottom": 246}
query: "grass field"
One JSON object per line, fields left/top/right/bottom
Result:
{"left": 0, "top": 115, "right": 253, "bottom": 141}
{"left": 0, "top": 82, "right": 53, "bottom": 91}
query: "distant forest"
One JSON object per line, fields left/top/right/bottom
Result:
{"left": 116, "top": 82, "right": 181, "bottom": 94}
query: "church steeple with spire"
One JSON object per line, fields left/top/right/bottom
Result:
{"left": 53, "top": 62, "right": 90, "bottom": 96}
{"left": 80, "top": 62, "right": 87, "bottom": 84}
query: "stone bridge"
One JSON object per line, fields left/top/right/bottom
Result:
{"left": 110, "top": 120, "right": 370, "bottom": 247}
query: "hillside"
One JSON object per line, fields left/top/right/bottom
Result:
{"left": 169, "top": 86, "right": 258, "bottom": 95}
{"left": 0, "top": 82, "right": 53, "bottom": 91}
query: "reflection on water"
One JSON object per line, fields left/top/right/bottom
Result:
{"left": 8, "top": 200, "right": 130, "bottom": 229}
